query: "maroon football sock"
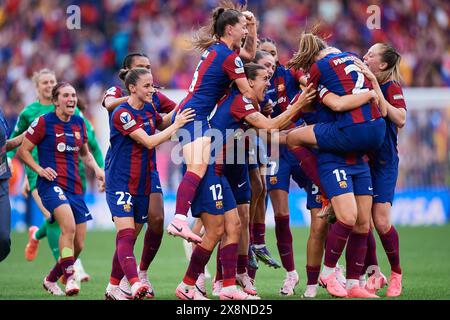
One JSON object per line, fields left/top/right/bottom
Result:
{"left": 379, "top": 226, "right": 402, "bottom": 274}
{"left": 289, "top": 146, "right": 322, "bottom": 191}
{"left": 252, "top": 223, "right": 265, "bottom": 245}
{"left": 275, "top": 215, "right": 295, "bottom": 272}
{"left": 306, "top": 265, "right": 321, "bottom": 285}
{"left": 183, "top": 245, "right": 212, "bottom": 285}
{"left": 175, "top": 171, "right": 201, "bottom": 216}
{"left": 362, "top": 229, "right": 378, "bottom": 275}
{"left": 47, "top": 260, "right": 63, "bottom": 282}
{"left": 345, "top": 232, "right": 368, "bottom": 280}
{"left": 237, "top": 254, "right": 248, "bottom": 274}
{"left": 117, "top": 228, "right": 139, "bottom": 285}
{"left": 323, "top": 220, "right": 353, "bottom": 268}
{"left": 60, "top": 256, "right": 75, "bottom": 281}
{"left": 220, "top": 243, "right": 238, "bottom": 287}
{"left": 139, "top": 227, "right": 163, "bottom": 271}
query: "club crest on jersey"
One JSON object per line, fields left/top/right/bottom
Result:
{"left": 315, "top": 195, "right": 323, "bottom": 203}
{"left": 123, "top": 203, "right": 132, "bottom": 213}
{"left": 74, "top": 131, "right": 81, "bottom": 140}
{"left": 215, "top": 200, "right": 223, "bottom": 210}
{"left": 277, "top": 84, "right": 285, "bottom": 92}
{"left": 339, "top": 181, "right": 348, "bottom": 189}
{"left": 270, "top": 176, "right": 277, "bottom": 185}
{"left": 59, "top": 194, "right": 67, "bottom": 201}
{"left": 242, "top": 96, "right": 252, "bottom": 104}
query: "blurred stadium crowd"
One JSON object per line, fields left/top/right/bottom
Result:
{"left": 0, "top": 0, "right": 449, "bottom": 192}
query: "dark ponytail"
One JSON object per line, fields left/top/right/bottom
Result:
{"left": 192, "top": 0, "right": 245, "bottom": 51}
{"left": 119, "top": 52, "right": 150, "bottom": 81}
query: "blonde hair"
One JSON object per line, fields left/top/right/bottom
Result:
{"left": 377, "top": 43, "right": 403, "bottom": 84}
{"left": 31, "top": 68, "right": 56, "bottom": 87}
{"left": 287, "top": 27, "right": 328, "bottom": 71}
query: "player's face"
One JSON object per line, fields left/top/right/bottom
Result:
{"left": 37, "top": 74, "right": 57, "bottom": 101}
{"left": 133, "top": 73, "right": 156, "bottom": 103}
{"left": 229, "top": 16, "right": 248, "bottom": 49}
{"left": 363, "top": 44, "right": 385, "bottom": 73}
{"left": 55, "top": 86, "right": 77, "bottom": 116}
{"left": 260, "top": 42, "right": 278, "bottom": 62}
{"left": 250, "top": 69, "right": 270, "bottom": 102}
{"left": 131, "top": 56, "right": 151, "bottom": 70}
{"left": 256, "top": 55, "right": 276, "bottom": 79}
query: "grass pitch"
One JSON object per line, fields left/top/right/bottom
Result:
{"left": 1, "top": 225, "right": 450, "bottom": 300}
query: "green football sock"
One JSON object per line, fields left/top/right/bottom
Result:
{"left": 46, "top": 222, "right": 61, "bottom": 261}
{"left": 34, "top": 220, "right": 48, "bottom": 240}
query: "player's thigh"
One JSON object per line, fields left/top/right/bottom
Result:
{"left": 148, "top": 193, "right": 164, "bottom": 223}
{"left": 53, "top": 204, "right": 76, "bottom": 235}
{"left": 354, "top": 195, "right": 373, "bottom": 233}
{"left": 330, "top": 193, "right": 358, "bottom": 226}
{"left": 269, "top": 189, "right": 289, "bottom": 217}
{"left": 113, "top": 216, "right": 136, "bottom": 231}
{"left": 372, "top": 202, "right": 392, "bottom": 234}
{"left": 223, "top": 208, "right": 241, "bottom": 236}
{"left": 31, "top": 188, "right": 51, "bottom": 219}
{"left": 183, "top": 136, "right": 211, "bottom": 175}
{"left": 287, "top": 124, "right": 317, "bottom": 148}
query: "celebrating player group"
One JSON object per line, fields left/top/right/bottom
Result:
{"left": 10, "top": 1, "right": 406, "bottom": 300}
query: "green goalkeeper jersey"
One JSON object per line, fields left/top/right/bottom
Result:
{"left": 7, "top": 101, "right": 104, "bottom": 192}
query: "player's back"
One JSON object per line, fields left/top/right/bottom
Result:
{"left": 311, "top": 51, "right": 381, "bottom": 128}
{"left": 180, "top": 41, "right": 245, "bottom": 116}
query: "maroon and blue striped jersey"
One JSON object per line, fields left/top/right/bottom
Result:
{"left": 105, "top": 102, "right": 162, "bottom": 195}
{"left": 25, "top": 112, "right": 87, "bottom": 194}
{"left": 209, "top": 88, "right": 258, "bottom": 175}
{"left": 309, "top": 52, "right": 381, "bottom": 128}
{"left": 370, "top": 81, "right": 406, "bottom": 164}
{"left": 177, "top": 41, "right": 246, "bottom": 117}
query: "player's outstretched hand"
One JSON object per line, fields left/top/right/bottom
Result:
{"left": 295, "top": 83, "right": 316, "bottom": 108}
{"left": 96, "top": 169, "right": 105, "bottom": 192}
{"left": 38, "top": 167, "right": 58, "bottom": 181}
{"left": 174, "top": 108, "right": 195, "bottom": 128}
{"left": 354, "top": 59, "right": 377, "bottom": 83}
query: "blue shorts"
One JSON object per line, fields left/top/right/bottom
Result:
{"left": 151, "top": 171, "right": 163, "bottom": 194}
{"left": 371, "top": 163, "right": 398, "bottom": 204}
{"left": 224, "top": 163, "right": 250, "bottom": 205}
{"left": 267, "top": 146, "right": 308, "bottom": 193}
{"left": 175, "top": 114, "right": 211, "bottom": 147}
{"left": 318, "top": 159, "right": 373, "bottom": 199}
{"left": 191, "top": 166, "right": 236, "bottom": 218}
{"left": 38, "top": 184, "right": 90, "bottom": 225}
{"left": 106, "top": 192, "right": 149, "bottom": 224}
{"left": 314, "top": 118, "right": 386, "bottom": 154}
{"left": 306, "top": 182, "right": 323, "bottom": 210}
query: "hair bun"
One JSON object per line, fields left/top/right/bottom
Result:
{"left": 118, "top": 68, "right": 129, "bottom": 81}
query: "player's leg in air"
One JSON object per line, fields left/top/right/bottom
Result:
{"left": 167, "top": 6, "right": 258, "bottom": 242}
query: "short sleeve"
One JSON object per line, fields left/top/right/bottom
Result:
{"left": 112, "top": 108, "right": 142, "bottom": 136}
{"left": 102, "top": 86, "right": 123, "bottom": 107}
{"left": 230, "top": 95, "right": 258, "bottom": 121}
{"left": 25, "top": 116, "right": 46, "bottom": 145}
{"left": 307, "top": 63, "right": 321, "bottom": 89}
{"left": 386, "top": 82, "right": 406, "bottom": 110}
{"left": 156, "top": 92, "right": 176, "bottom": 113}
{"left": 222, "top": 52, "right": 247, "bottom": 81}
{"left": 289, "top": 93, "right": 304, "bottom": 123}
